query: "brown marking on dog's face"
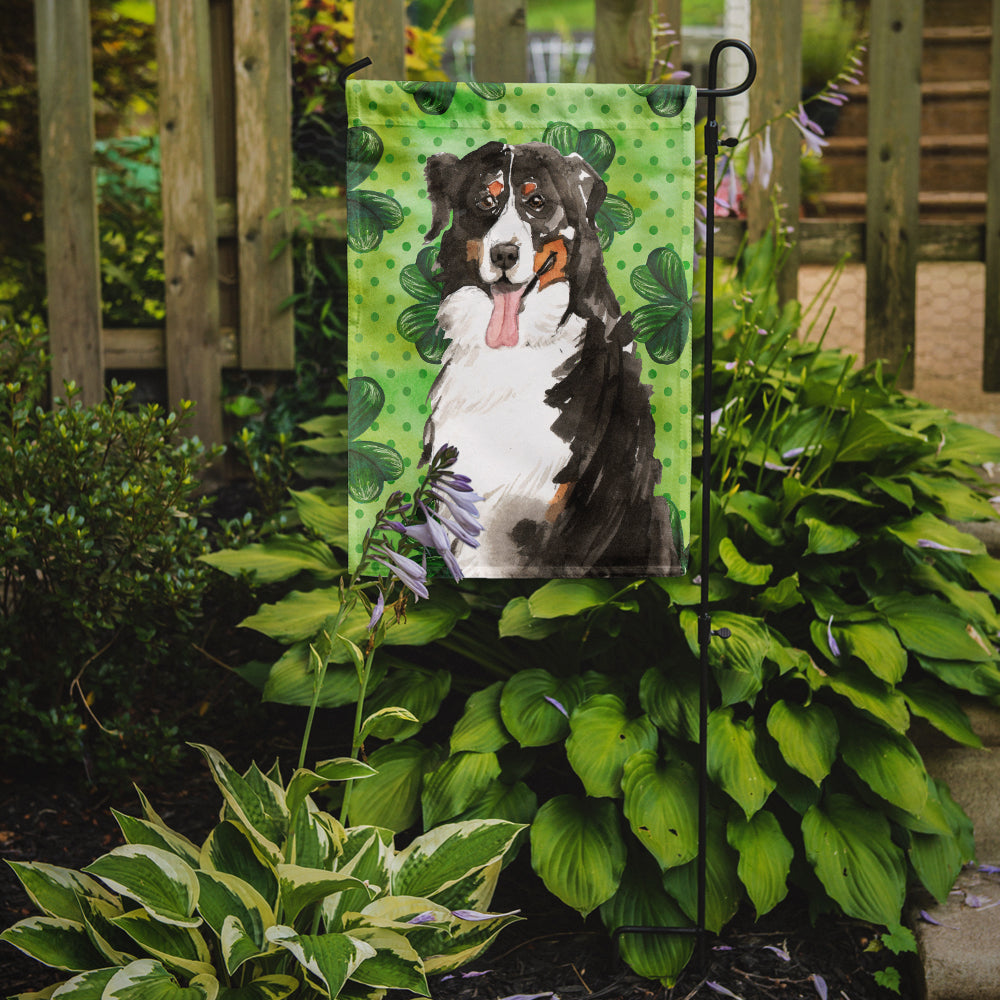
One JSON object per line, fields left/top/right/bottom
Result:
{"left": 523, "top": 181, "right": 538, "bottom": 195}
{"left": 488, "top": 179, "right": 504, "bottom": 198}
{"left": 534, "top": 238, "right": 568, "bottom": 290}
{"left": 466, "top": 239, "right": 484, "bottom": 263}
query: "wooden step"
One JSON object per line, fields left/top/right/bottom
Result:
{"left": 833, "top": 80, "right": 991, "bottom": 138}
{"left": 922, "top": 25, "right": 993, "bottom": 83}
{"left": 921, "top": 0, "right": 992, "bottom": 28}
{"left": 822, "top": 134, "right": 989, "bottom": 193}
{"left": 812, "top": 190, "right": 987, "bottom": 223}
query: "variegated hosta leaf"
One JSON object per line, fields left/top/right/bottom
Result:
{"left": 323, "top": 829, "right": 393, "bottom": 930}
{"left": 421, "top": 906, "right": 523, "bottom": 975}
{"left": 421, "top": 751, "right": 502, "bottom": 829}
{"left": 727, "top": 811, "right": 793, "bottom": 917}
{"left": 661, "top": 812, "right": 742, "bottom": 934}
{"left": 191, "top": 746, "right": 288, "bottom": 863}
{"left": 288, "top": 802, "right": 343, "bottom": 870}
{"left": 5, "top": 861, "right": 118, "bottom": 922}
{"left": 46, "top": 966, "right": 118, "bottom": 997}
{"left": 566, "top": 695, "right": 658, "bottom": 798}
{"left": 77, "top": 894, "right": 136, "bottom": 966}
{"left": 0, "top": 916, "right": 107, "bottom": 971}
{"left": 707, "top": 707, "right": 776, "bottom": 818}
{"left": 110, "top": 908, "right": 214, "bottom": 978}
{"left": 599, "top": 853, "right": 694, "bottom": 987}
{"left": 285, "top": 760, "right": 375, "bottom": 823}
{"left": 83, "top": 846, "right": 200, "bottom": 928}
{"left": 112, "top": 811, "right": 201, "bottom": 868}
{"left": 195, "top": 871, "right": 274, "bottom": 974}
{"left": 102, "top": 959, "right": 218, "bottom": 999}
{"left": 277, "top": 865, "right": 376, "bottom": 925}
{"left": 621, "top": 751, "right": 699, "bottom": 871}
{"left": 450, "top": 682, "right": 511, "bottom": 754}
{"left": 200, "top": 822, "right": 278, "bottom": 910}
{"left": 391, "top": 820, "right": 524, "bottom": 901}
{"left": 765, "top": 700, "right": 838, "bottom": 786}
{"left": 265, "top": 926, "right": 376, "bottom": 998}
{"left": 345, "top": 926, "right": 429, "bottom": 995}
{"left": 529, "top": 795, "right": 626, "bottom": 917}
{"left": 802, "top": 793, "right": 906, "bottom": 926}
{"left": 421, "top": 860, "right": 501, "bottom": 917}
{"left": 214, "top": 975, "right": 300, "bottom": 1000}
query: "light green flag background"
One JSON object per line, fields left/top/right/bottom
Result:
{"left": 346, "top": 79, "right": 696, "bottom": 576}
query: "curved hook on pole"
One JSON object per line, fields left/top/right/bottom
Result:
{"left": 698, "top": 38, "right": 757, "bottom": 99}
{"left": 337, "top": 57, "right": 373, "bottom": 90}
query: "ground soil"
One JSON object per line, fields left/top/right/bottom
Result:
{"left": 0, "top": 736, "right": 913, "bottom": 1000}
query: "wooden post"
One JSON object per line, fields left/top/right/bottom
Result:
{"left": 34, "top": 0, "right": 104, "bottom": 405}
{"left": 746, "top": 0, "right": 801, "bottom": 304}
{"left": 354, "top": 0, "right": 406, "bottom": 80}
{"left": 234, "top": 0, "right": 294, "bottom": 369}
{"left": 594, "top": 0, "right": 655, "bottom": 84}
{"left": 157, "top": 0, "right": 223, "bottom": 444}
{"left": 864, "top": 0, "right": 923, "bottom": 389}
{"left": 474, "top": 0, "right": 527, "bottom": 81}
{"left": 983, "top": 0, "right": 1000, "bottom": 390}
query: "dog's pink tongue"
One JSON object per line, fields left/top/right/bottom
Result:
{"left": 485, "top": 284, "right": 525, "bottom": 348}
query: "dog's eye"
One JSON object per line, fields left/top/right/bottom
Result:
{"left": 477, "top": 194, "right": 498, "bottom": 212}
{"left": 526, "top": 193, "right": 546, "bottom": 211}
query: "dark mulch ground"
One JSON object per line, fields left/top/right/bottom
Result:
{"left": 1, "top": 739, "right": 915, "bottom": 1000}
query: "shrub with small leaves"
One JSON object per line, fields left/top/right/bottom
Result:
{"left": 0, "top": 317, "right": 219, "bottom": 782}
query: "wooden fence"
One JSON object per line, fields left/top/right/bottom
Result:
{"left": 33, "top": 0, "right": 1000, "bottom": 445}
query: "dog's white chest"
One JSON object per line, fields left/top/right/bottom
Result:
{"left": 426, "top": 284, "right": 585, "bottom": 571}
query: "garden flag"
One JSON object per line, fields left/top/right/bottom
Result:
{"left": 346, "top": 80, "right": 696, "bottom": 579}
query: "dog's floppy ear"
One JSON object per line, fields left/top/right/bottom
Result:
{"left": 566, "top": 152, "right": 606, "bottom": 222}
{"left": 424, "top": 152, "right": 461, "bottom": 242}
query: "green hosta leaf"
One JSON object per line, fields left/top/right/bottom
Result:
{"left": 530, "top": 795, "right": 626, "bottom": 917}
{"left": 191, "top": 746, "right": 287, "bottom": 862}
{"left": 360, "top": 706, "right": 421, "bottom": 742}
{"left": 200, "top": 822, "right": 278, "bottom": 909}
{"left": 421, "top": 751, "right": 502, "bottom": 828}
{"left": 725, "top": 491, "right": 785, "bottom": 545}
{"left": 907, "top": 781, "right": 969, "bottom": 904}
{"left": 363, "top": 667, "right": 451, "bottom": 740}
{"left": 5, "top": 862, "right": 118, "bottom": 923}
{"left": 802, "top": 794, "right": 906, "bottom": 926}
{"left": 756, "top": 574, "right": 805, "bottom": 614}
{"left": 392, "top": 820, "right": 524, "bottom": 900}
{"left": 765, "top": 701, "right": 838, "bottom": 786}
{"left": 288, "top": 489, "right": 348, "bottom": 548}
{"left": 886, "top": 512, "right": 985, "bottom": 556}
{"left": 497, "top": 596, "right": 564, "bottom": 639}
{"left": 200, "top": 536, "right": 341, "bottom": 584}
{"left": 265, "top": 926, "right": 375, "bottom": 997}
{"left": 0, "top": 916, "right": 107, "bottom": 971}
{"left": 599, "top": 853, "right": 694, "bottom": 987}
{"left": 83, "top": 846, "right": 199, "bottom": 928}
{"left": 499, "top": 670, "right": 584, "bottom": 747}
{"left": 834, "top": 621, "right": 907, "bottom": 684}
{"left": 727, "top": 811, "right": 793, "bottom": 917}
{"left": 835, "top": 410, "right": 927, "bottom": 463}
{"left": 810, "top": 661, "right": 910, "bottom": 732}
{"left": 901, "top": 680, "right": 982, "bottom": 748}
{"left": 839, "top": 718, "right": 928, "bottom": 816}
{"left": 277, "top": 865, "right": 374, "bottom": 925}
{"left": 103, "top": 959, "right": 218, "bottom": 1000}
{"left": 287, "top": 803, "right": 342, "bottom": 871}
{"left": 936, "top": 421, "right": 1000, "bottom": 464}
{"left": 707, "top": 708, "right": 776, "bottom": 819}
{"left": 526, "top": 578, "right": 617, "bottom": 618}
{"left": 346, "top": 126, "right": 383, "bottom": 191}
{"left": 621, "top": 751, "right": 698, "bottom": 871}
{"left": 639, "top": 663, "right": 699, "bottom": 742}
{"left": 661, "top": 812, "right": 741, "bottom": 933}
{"left": 216, "top": 976, "right": 299, "bottom": 1000}
{"left": 565, "top": 695, "right": 657, "bottom": 798}
{"left": 916, "top": 655, "right": 1000, "bottom": 697}
{"left": 681, "top": 610, "right": 771, "bottom": 706}
{"left": 453, "top": 779, "right": 538, "bottom": 827}
{"left": 719, "top": 537, "right": 772, "bottom": 586}
{"left": 803, "top": 517, "right": 859, "bottom": 556}
{"left": 346, "top": 926, "right": 428, "bottom": 994}
{"left": 907, "top": 472, "right": 999, "bottom": 521}
{"left": 347, "top": 740, "right": 441, "bottom": 832}
{"left": 451, "top": 682, "right": 511, "bottom": 754}
{"left": 348, "top": 440, "right": 405, "bottom": 503}
{"left": 414, "top": 324, "right": 450, "bottom": 364}
{"left": 874, "top": 594, "right": 995, "bottom": 662}
{"left": 111, "top": 909, "right": 214, "bottom": 977}
{"left": 967, "top": 553, "right": 1000, "bottom": 597}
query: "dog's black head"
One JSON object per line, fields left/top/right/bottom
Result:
{"left": 424, "top": 141, "right": 608, "bottom": 302}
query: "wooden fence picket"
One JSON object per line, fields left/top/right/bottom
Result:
{"left": 984, "top": 0, "right": 1000, "bottom": 390}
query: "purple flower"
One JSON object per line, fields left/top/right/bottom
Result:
{"left": 544, "top": 695, "right": 569, "bottom": 718}
{"left": 747, "top": 125, "right": 774, "bottom": 191}
{"left": 812, "top": 974, "right": 828, "bottom": 1000}
{"left": 367, "top": 589, "right": 385, "bottom": 631}
{"left": 395, "top": 503, "right": 465, "bottom": 582}
{"left": 706, "top": 983, "right": 742, "bottom": 999}
{"left": 791, "top": 104, "right": 828, "bottom": 157}
{"left": 917, "top": 538, "right": 972, "bottom": 555}
{"left": 451, "top": 908, "right": 520, "bottom": 921}
{"left": 763, "top": 944, "right": 790, "bottom": 961}
{"left": 371, "top": 544, "right": 429, "bottom": 600}
{"left": 827, "top": 616, "right": 841, "bottom": 658}
{"left": 430, "top": 482, "right": 483, "bottom": 538}
{"left": 407, "top": 911, "right": 438, "bottom": 925}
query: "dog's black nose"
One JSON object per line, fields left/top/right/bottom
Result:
{"left": 490, "top": 243, "right": 520, "bottom": 272}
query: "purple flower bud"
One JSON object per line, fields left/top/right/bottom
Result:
{"left": 372, "top": 544, "right": 429, "bottom": 600}
{"left": 367, "top": 590, "right": 385, "bottom": 631}
{"left": 407, "top": 911, "right": 438, "bottom": 925}
{"left": 544, "top": 695, "right": 569, "bottom": 718}
{"left": 827, "top": 616, "right": 841, "bottom": 658}
{"left": 812, "top": 974, "right": 828, "bottom": 1000}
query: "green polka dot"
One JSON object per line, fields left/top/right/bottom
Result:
{"left": 683, "top": 121, "right": 692, "bottom": 131}
{"left": 650, "top": 191, "right": 659, "bottom": 201}
{"left": 386, "top": 368, "right": 395, "bottom": 378}
{"left": 680, "top": 370, "right": 690, "bottom": 379}
{"left": 650, "top": 156, "right": 659, "bottom": 166}
{"left": 386, "top": 439, "right": 395, "bottom": 449}
{"left": 417, "top": 154, "right": 426, "bottom": 163}
{"left": 418, "top": 369, "right": 428, "bottom": 379}
{"left": 368, "top": 101, "right": 378, "bottom": 111}
{"left": 402, "top": 351, "right": 411, "bottom": 361}
{"left": 403, "top": 457, "right": 412, "bottom": 467}
{"left": 402, "top": 422, "right": 411, "bottom": 432}
{"left": 402, "top": 136, "right": 411, "bottom": 146}
{"left": 679, "top": 440, "right": 688, "bottom": 449}
{"left": 354, "top": 333, "right": 363, "bottom": 342}
{"left": 386, "top": 294, "right": 396, "bottom": 304}
{"left": 585, "top": 87, "right": 594, "bottom": 97}
{"left": 355, "top": 509, "right": 365, "bottom": 518}
{"left": 354, "top": 294, "right": 363, "bottom": 304}
{"left": 617, "top": 122, "right": 626, "bottom": 131}
{"left": 370, "top": 351, "right": 379, "bottom": 361}
{"left": 616, "top": 260, "right": 626, "bottom": 270}
{"left": 633, "top": 173, "right": 642, "bottom": 183}
{"left": 354, "top": 259, "right": 363, "bottom": 269}
{"left": 434, "top": 137, "right": 443, "bottom": 146}
{"left": 401, "top": 172, "right": 410, "bottom": 182}
{"left": 679, "top": 475, "right": 688, "bottom": 485}
{"left": 386, "top": 403, "right": 395, "bottom": 414}
{"left": 634, "top": 105, "right": 644, "bottom": 115}
{"left": 650, "top": 121, "right": 659, "bottom": 131}
{"left": 662, "top": 422, "right": 672, "bottom": 433}
{"left": 633, "top": 139, "right": 643, "bottom": 149}
{"left": 649, "top": 225, "right": 659, "bottom": 235}
{"left": 633, "top": 242, "right": 643, "bottom": 253}
{"left": 465, "top": 102, "right": 475, "bottom": 112}
{"left": 417, "top": 120, "right": 426, "bottom": 129}
{"left": 383, "top": 84, "right": 393, "bottom": 94}
{"left": 617, "top": 88, "right": 627, "bottom": 97}
{"left": 530, "top": 104, "right": 539, "bottom": 114}
{"left": 514, "top": 86, "right": 523, "bottom": 96}
{"left": 663, "top": 386, "right": 673, "bottom": 396}
{"left": 481, "top": 120, "right": 490, "bottom": 130}
{"left": 402, "top": 242, "right": 411, "bottom": 252}
{"left": 568, "top": 104, "right": 577, "bottom": 113}
{"left": 498, "top": 103, "right": 507, "bottom": 112}
{"left": 370, "top": 312, "right": 379, "bottom": 322}
{"left": 663, "top": 457, "right": 672, "bottom": 468}
{"left": 648, "top": 368, "right": 658, "bottom": 379}
{"left": 548, "top": 87, "right": 557, "bottom": 97}
{"left": 467, "top": 137, "right": 475, "bottom": 146}
{"left": 680, "top": 405, "right": 689, "bottom": 414}
{"left": 370, "top": 276, "right": 379, "bottom": 287}
{"left": 515, "top": 121, "right": 523, "bottom": 130}
{"left": 667, "top": 138, "right": 675, "bottom": 148}
{"left": 666, "top": 207, "right": 674, "bottom": 217}
{"left": 617, "top": 155, "right": 627, "bottom": 166}
{"left": 402, "top": 386, "right": 412, "bottom": 396}
{"left": 601, "top": 104, "right": 610, "bottom": 114}
{"left": 417, "top": 223, "right": 426, "bottom": 233}
{"left": 666, "top": 173, "right": 674, "bottom": 183}
{"left": 418, "top": 404, "right": 428, "bottom": 414}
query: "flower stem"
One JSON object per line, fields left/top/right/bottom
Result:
{"left": 340, "top": 644, "right": 377, "bottom": 826}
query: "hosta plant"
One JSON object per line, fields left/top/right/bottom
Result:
{"left": 1, "top": 744, "right": 523, "bottom": 999}
{"left": 341, "top": 233, "right": 1000, "bottom": 984}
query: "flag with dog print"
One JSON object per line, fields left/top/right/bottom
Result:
{"left": 346, "top": 80, "right": 695, "bottom": 579}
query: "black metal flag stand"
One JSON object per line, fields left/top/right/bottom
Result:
{"left": 340, "top": 37, "right": 758, "bottom": 974}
